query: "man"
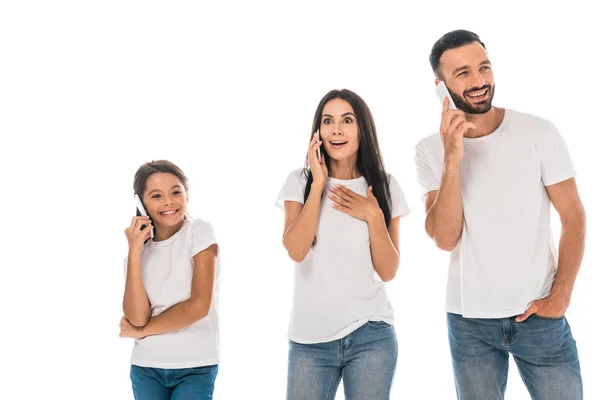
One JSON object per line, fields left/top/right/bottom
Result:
{"left": 415, "top": 30, "right": 586, "bottom": 399}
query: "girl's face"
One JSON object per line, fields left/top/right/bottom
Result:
{"left": 319, "top": 98, "right": 360, "bottom": 161}
{"left": 142, "top": 172, "right": 188, "bottom": 228}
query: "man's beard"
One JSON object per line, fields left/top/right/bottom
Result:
{"left": 449, "top": 84, "right": 495, "bottom": 114}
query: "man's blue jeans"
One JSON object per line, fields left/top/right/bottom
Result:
{"left": 447, "top": 312, "right": 582, "bottom": 399}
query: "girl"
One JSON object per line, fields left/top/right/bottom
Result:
{"left": 120, "top": 160, "right": 220, "bottom": 400}
{"left": 277, "top": 89, "right": 410, "bottom": 399}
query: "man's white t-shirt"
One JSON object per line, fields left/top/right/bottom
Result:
{"left": 277, "top": 170, "right": 410, "bottom": 344}
{"left": 414, "top": 109, "right": 576, "bottom": 318}
{"left": 124, "top": 218, "right": 220, "bottom": 368}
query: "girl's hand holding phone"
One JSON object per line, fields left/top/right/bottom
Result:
{"left": 125, "top": 216, "right": 153, "bottom": 253}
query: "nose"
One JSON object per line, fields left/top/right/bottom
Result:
{"left": 471, "top": 71, "right": 486, "bottom": 89}
{"left": 163, "top": 196, "right": 175, "bottom": 206}
{"left": 331, "top": 121, "right": 344, "bottom": 136}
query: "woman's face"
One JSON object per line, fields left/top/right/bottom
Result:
{"left": 319, "top": 98, "right": 359, "bottom": 161}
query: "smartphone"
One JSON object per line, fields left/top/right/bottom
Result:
{"left": 134, "top": 194, "right": 154, "bottom": 239}
{"left": 317, "top": 129, "right": 321, "bottom": 162}
{"left": 436, "top": 81, "right": 457, "bottom": 110}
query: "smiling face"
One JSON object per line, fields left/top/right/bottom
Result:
{"left": 319, "top": 98, "right": 360, "bottom": 162}
{"left": 438, "top": 41, "right": 495, "bottom": 114}
{"left": 142, "top": 172, "right": 188, "bottom": 229}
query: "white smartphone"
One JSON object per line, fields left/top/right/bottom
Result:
{"left": 436, "top": 81, "right": 457, "bottom": 110}
{"left": 317, "top": 129, "right": 321, "bottom": 162}
{"left": 134, "top": 194, "right": 154, "bottom": 239}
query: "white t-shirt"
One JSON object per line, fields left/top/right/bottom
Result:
{"left": 277, "top": 169, "right": 410, "bottom": 344}
{"left": 414, "top": 109, "right": 576, "bottom": 318}
{"left": 124, "top": 218, "right": 220, "bottom": 369}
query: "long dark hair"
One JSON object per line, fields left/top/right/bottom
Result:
{"left": 132, "top": 160, "right": 190, "bottom": 227}
{"left": 303, "top": 89, "right": 393, "bottom": 227}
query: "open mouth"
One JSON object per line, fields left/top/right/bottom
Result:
{"left": 159, "top": 209, "right": 179, "bottom": 217}
{"left": 465, "top": 87, "right": 490, "bottom": 102}
{"left": 329, "top": 140, "right": 348, "bottom": 150}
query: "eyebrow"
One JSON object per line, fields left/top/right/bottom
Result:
{"left": 147, "top": 185, "right": 182, "bottom": 195}
{"left": 452, "top": 60, "right": 491, "bottom": 76}
{"left": 322, "top": 112, "right": 356, "bottom": 118}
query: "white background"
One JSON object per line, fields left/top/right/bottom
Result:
{"left": 1, "top": 1, "right": 598, "bottom": 399}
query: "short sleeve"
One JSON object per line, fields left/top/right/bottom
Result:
{"left": 414, "top": 140, "right": 441, "bottom": 198}
{"left": 388, "top": 174, "right": 410, "bottom": 219}
{"left": 275, "top": 168, "right": 307, "bottom": 209}
{"left": 189, "top": 219, "right": 218, "bottom": 257}
{"left": 539, "top": 124, "right": 576, "bottom": 186}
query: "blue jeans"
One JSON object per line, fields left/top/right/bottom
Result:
{"left": 130, "top": 364, "right": 218, "bottom": 400}
{"left": 287, "top": 321, "right": 397, "bottom": 400}
{"left": 447, "top": 312, "right": 582, "bottom": 400}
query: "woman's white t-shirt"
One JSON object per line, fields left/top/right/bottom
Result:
{"left": 277, "top": 170, "right": 410, "bottom": 344}
{"left": 124, "top": 218, "right": 220, "bottom": 369}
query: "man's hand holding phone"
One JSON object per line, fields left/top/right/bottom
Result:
{"left": 308, "top": 131, "right": 328, "bottom": 189}
{"left": 436, "top": 81, "right": 457, "bottom": 111}
{"left": 437, "top": 83, "right": 476, "bottom": 163}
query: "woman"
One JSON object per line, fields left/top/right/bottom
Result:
{"left": 277, "top": 89, "right": 410, "bottom": 399}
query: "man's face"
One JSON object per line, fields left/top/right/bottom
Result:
{"left": 438, "top": 41, "right": 495, "bottom": 115}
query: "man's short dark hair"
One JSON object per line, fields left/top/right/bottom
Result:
{"left": 430, "top": 30, "right": 486, "bottom": 78}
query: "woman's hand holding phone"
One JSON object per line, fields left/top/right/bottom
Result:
{"left": 308, "top": 131, "right": 328, "bottom": 189}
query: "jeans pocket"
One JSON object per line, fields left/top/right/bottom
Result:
{"left": 531, "top": 314, "right": 565, "bottom": 321}
{"left": 366, "top": 320, "right": 391, "bottom": 329}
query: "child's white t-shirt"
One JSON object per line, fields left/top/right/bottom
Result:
{"left": 277, "top": 170, "right": 410, "bottom": 344}
{"left": 124, "top": 218, "right": 220, "bottom": 369}
{"left": 414, "top": 109, "right": 576, "bottom": 318}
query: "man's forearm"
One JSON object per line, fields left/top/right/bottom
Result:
{"left": 551, "top": 207, "right": 586, "bottom": 302}
{"left": 426, "top": 160, "right": 464, "bottom": 251}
